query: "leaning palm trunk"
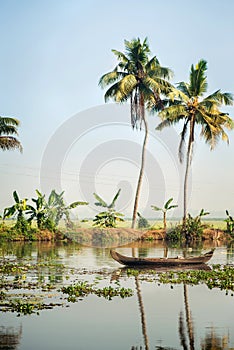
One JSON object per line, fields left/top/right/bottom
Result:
{"left": 131, "top": 115, "right": 149, "bottom": 228}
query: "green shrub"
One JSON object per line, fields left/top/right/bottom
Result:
{"left": 137, "top": 212, "right": 150, "bottom": 229}
{"left": 166, "top": 209, "right": 209, "bottom": 242}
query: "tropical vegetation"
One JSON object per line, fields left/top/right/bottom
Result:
{"left": 137, "top": 212, "right": 150, "bottom": 229}
{"left": 93, "top": 189, "right": 124, "bottom": 227}
{"left": 155, "top": 60, "right": 233, "bottom": 232}
{"left": 166, "top": 208, "right": 210, "bottom": 242}
{"left": 151, "top": 197, "right": 178, "bottom": 230}
{"left": 2, "top": 189, "right": 88, "bottom": 237}
{"left": 1, "top": 39, "right": 234, "bottom": 242}
{"left": 99, "top": 37, "right": 173, "bottom": 228}
{"left": 0, "top": 116, "right": 22, "bottom": 152}
{"left": 224, "top": 210, "right": 234, "bottom": 236}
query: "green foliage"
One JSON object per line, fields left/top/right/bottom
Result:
{"left": 126, "top": 265, "right": 234, "bottom": 294}
{"left": 137, "top": 212, "right": 150, "bottom": 229}
{"left": 167, "top": 209, "right": 209, "bottom": 242}
{"left": 33, "top": 189, "right": 88, "bottom": 229}
{"left": 61, "top": 281, "right": 133, "bottom": 301}
{"left": 93, "top": 189, "right": 124, "bottom": 228}
{"left": 99, "top": 38, "right": 173, "bottom": 129}
{"left": 224, "top": 210, "right": 234, "bottom": 236}
{"left": 2, "top": 189, "right": 88, "bottom": 235}
{"left": 151, "top": 198, "right": 178, "bottom": 230}
{"left": 156, "top": 59, "right": 234, "bottom": 223}
{"left": 158, "top": 265, "right": 234, "bottom": 294}
{"left": 93, "top": 211, "right": 124, "bottom": 228}
{"left": 3, "top": 191, "right": 32, "bottom": 234}
{"left": 184, "top": 209, "right": 209, "bottom": 240}
{"left": 0, "top": 116, "right": 22, "bottom": 152}
{"left": 165, "top": 227, "right": 182, "bottom": 243}
{"left": 11, "top": 301, "right": 35, "bottom": 315}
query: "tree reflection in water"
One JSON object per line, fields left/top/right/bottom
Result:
{"left": 0, "top": 326, "right": 22, "bottom": 350}
{"left": 135, "top": 276, "right": 149, "bottom": 350}
{"left": 201, "top": 328, "right": 230, "bottom": 350}
{"left": 180, "top": 284, "right": 195, "bottom": 350}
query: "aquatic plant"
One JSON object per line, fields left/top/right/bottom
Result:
{"left": 61, "top": 281, "right": 133, "bottom": 301}
{"left": 126, "top": 265, "right": 234, "bottom": 295}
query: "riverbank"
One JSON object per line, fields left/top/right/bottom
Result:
{"left": 0, "top": 225, "right": 232, "bottom": 243}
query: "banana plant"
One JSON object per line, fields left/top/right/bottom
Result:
{"left": 47, "top": 190, "right": 88, "bottom": 227}
{"left": 151, "top": 198, "right": 178, "bottom": 230}
{"left": 3, "top": 191, "right": 32, "bottom": 232}
{"left": 28, "top": 189, "right": 88, "bottom": 229}
{"left": 224, "top": 210, "right": 234, "bottom": 235}
{"left": 27, "top": 190, "right": 51, "bottom": 229}
{"left": 93, "top": 189, "right": 124, "bottom": 228}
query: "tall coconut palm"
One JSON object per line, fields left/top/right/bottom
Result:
{"left": 155, "top": 59, "right": 233, "bottom": 226}
{"left": 0, "top": 116, "right": 22, "bottom": 152}
{"left": 99, "top": 38, "right": 173, "bottom": 228}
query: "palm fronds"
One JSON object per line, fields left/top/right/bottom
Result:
{"left": 0, "top": 116, "right": 22, "bottom": 152}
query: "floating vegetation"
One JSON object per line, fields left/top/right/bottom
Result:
{"left": 125, "top": 265, "right": 234, "bottom": 294}
{"left": 0, "top": 259, "right": 65, "bottom": 275}
{"left": 0, "top": 257, "right": 133, "bottom": 315}
{"left": 1, "top": 251, "right": 234, "bottom": 317}
{"left": 61, "top": 281, "right": 133, "bottom": 301}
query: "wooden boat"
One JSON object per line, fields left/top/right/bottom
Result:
{"left": 110, "top": 249, "right": 214, "bottom": 267}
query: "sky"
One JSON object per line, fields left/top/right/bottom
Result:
{"left": 0, "top": 0, "right": 234, "bottom": 219}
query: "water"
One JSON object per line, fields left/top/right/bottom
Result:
{"left": 0, "top": 241, "right": 234, "bottom": 349}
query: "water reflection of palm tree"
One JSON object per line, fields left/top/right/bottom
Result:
{"left": 179, "top": 284, "right": 194, "bottom": 350}
{"left": 227, "top": 242, "right": 234, "bottom": 265}
{"left": 201, "top": 327, "right": 229, "bottom": 349}
{"left": 0, "top": 325, "right": 22, "bottom": 349}
{"left": 135, "top": 276, "right": 149, "bottom": 350}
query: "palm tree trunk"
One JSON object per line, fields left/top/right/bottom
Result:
{"left": 183, "top": 146, "right": 191, "bottom": 224}
{"left": 163, "top": 211, "right": 166, "bottom": 230}
{"left": 183, "top": 117, "right": 195, "bottom": 225}
{"left": 131, "top": 115, "right": 149, "bottom": 228}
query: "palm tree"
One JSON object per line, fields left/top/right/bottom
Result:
{"left": 0, "top": 116, "right": 22, "bottom": 152}
{"left": 155, "top": 59, "right": 233, "bottom": 225}
{"left": 99, "top": 38, "right": 173, "bottom": 228}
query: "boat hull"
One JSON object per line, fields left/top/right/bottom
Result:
{"left": 110, "top": 249, "right": 214, "bottom": 267}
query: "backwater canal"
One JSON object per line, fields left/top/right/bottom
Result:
{"left": 0, "top": 241, "right": 233, "bottom": 349}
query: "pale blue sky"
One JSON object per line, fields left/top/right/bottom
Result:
{"left": 0, "top": 0, "right": 234, "bottom": 218}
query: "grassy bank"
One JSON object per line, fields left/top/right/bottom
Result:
{"left": 0, "top": 218, "right": 230, "bottom": 243}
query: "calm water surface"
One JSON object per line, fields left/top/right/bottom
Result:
{"left": 1, "top": 241, "right": 234, "bottom": 350}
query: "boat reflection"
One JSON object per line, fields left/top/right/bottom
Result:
{"left": 111, "top": 263, "right": 211, "bottom": 280}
